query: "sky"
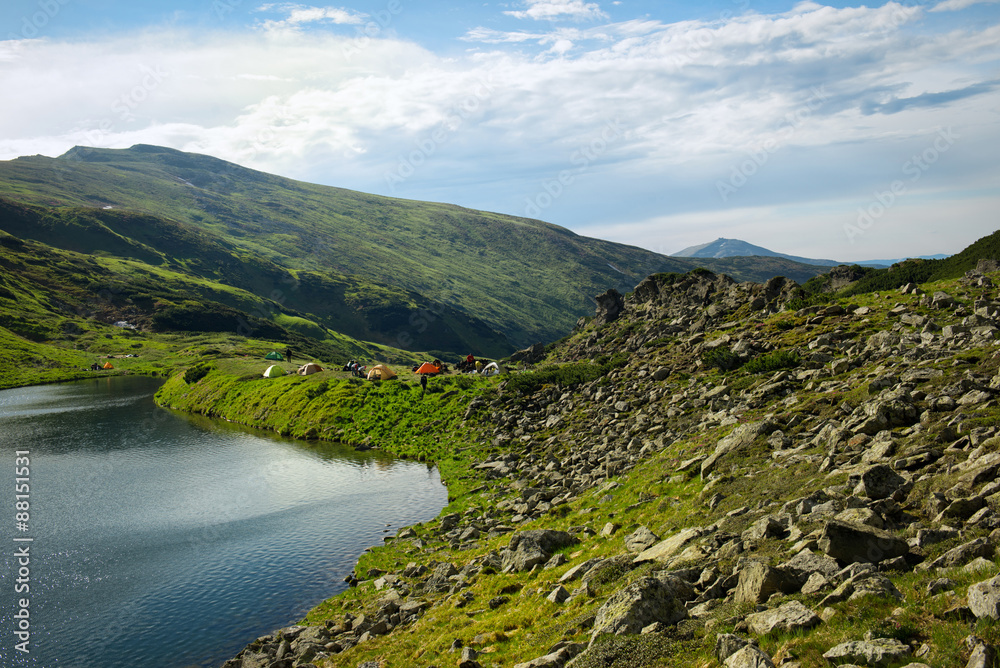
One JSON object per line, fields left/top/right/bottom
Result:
{"left": 1, "top": 0, "right": 998, "bottom": 262}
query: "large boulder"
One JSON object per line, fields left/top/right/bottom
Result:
{"left": 969, "top": 574, "right": 1000, "bottom": 619}
{"left": 701, "top": 421, "right": 779, "bottom": 478}
{"left": 733, "top": 562, "right": 799, "bottom": 604}
{"left": 745, "top": 600, "right": 821, "bottom": 636}
{"left": 822, "top": 639, "right": 912, "bottom": 667}
{"left": 590, "top": 576, "right": 688, "bottom": 643}
{"left": 854, "top": 464, "right": 906, "bottom": 500}
{"left": 502, "top": 530, "right": 578, "bottom": 573}
{"left": 593, "top": 288, "right": 625, "bottom": 326}
{"left": 818, "top": 519, "right": 909, "bottom": 564}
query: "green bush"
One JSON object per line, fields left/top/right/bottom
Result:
{"left": 742, "top": 350, "right": 800, "bottom": 374}
{"left": 702, "top": 346, "right": 741, "bottom": 372}
{"left": 183, "top": 362, "right": 214, "bottom": 384}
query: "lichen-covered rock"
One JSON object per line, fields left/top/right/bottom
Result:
{"left": 502, "top": 530, "right": 578, "bottom": 573}
{"left": 590, "top": 576, "right": 687, "bottom": 644}
{"left": 818, "top": 519, "right": 909, "bottom": 564}
{"left": 745, "top": 600, "right": 821, "bottom": 636}
{"left": 822, "top": 638, "right": 912, "bottom": 667}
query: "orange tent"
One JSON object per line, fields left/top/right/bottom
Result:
{"left": 415, "top": 362, "right": 441, "bottom": 374}
{"left": 102, "top": 362, "right": 114, "bottom": 370}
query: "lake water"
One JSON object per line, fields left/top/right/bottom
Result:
{"left": 0, "top": 376, "right": 448, "bottom": 668}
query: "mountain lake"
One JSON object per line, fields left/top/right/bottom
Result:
{"left": 0, "top": 375, "right": 448, "bottom": 668}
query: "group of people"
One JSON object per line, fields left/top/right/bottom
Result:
{"left": 343, "top": 360, "right": 367, "bottom": 377}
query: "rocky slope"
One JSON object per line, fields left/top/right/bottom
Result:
{"left": 210, "top": 262, "right": 1000, "bottom": 668}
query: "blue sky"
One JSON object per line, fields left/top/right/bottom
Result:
{"left": 1, "top": 0, "right": 998, "bottom": 261}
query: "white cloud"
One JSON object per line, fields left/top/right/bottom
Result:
{"left": 931, "top": 0, "right": 1000, "bottom": 12}
{"left": 0, "top": 2, "right": 997, "bottom": 258}
{"left": 255, "top": 4, "right": 365, "bottom": 32}
{"left": 505, "top": 0, "right": 608, "bottom": 22}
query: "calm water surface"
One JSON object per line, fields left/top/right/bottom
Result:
{"left": 0, "top": 376, "right": 447, "bottom": 668}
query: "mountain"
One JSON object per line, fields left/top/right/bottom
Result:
{"left": 0, "top": 146, "right": 833, "bottom": 353}
{"left": 675, "top": 237, "right": 951, "bottom": 269}
{"left": 673, "top": 237, "right": 844, "bottom": 266}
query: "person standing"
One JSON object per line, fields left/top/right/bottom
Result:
{"left": 286, "top": 347, "right": 293, "bottom": 364}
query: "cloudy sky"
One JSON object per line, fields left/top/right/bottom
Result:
{"left": 1, "top": 0, "right": 998, "bottom": 261}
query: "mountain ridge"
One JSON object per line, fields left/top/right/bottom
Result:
{"left": 674, "top": 237, "right": 951, "bottom": 268}
{"left": 0, "top": 145, "right": 832, "bottom": 350}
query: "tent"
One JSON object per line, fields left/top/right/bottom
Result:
{"left": 367, "top": 364, "right": 397, "bottom": 380}
{"left": 263, "top": 365, "right": 285, "bottom": 378}
{"left": 482, "top": 361, "right": 501, "bottom": 376}
{"left": 265, "top": 351, "right": 284, "bottom": 361}
{"left": 415, "top": 362, "right": 441, "bottom": 375}
{"left": 297, "top": 363, "right": 324, "bottom": 376}
{"left": 102, "top": 361, "right": 114, "bottom": 370}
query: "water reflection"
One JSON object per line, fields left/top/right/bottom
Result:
{"left": 0, "top": 376, "right": 446, "bottom": 668}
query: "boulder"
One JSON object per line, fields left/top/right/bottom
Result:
{"left": 701, "top": 421, "right": 779, "bottom": 477}
{"left": 855, "top": 464, "right": 906, "bottom": 500}
{"left": 502, "top": 530, "right": 578, "bottom": 573}
{"left": 968, "top": 574, "right": 1000, "bottom": 619}
{"left": 590, "top": 576, "right": 688, "bottom": 643}
{"left": 822, "top": 639, "right": 912, "bottom": 667}
{"left": 624, "top": 526, "right": 660, "bottom": 553}
{"left": 733, "top": 562, "right": 799, "bottom": 604}
{"left": 593, "top": 289, "right": 625, "bottom": 326}
{"left": 633, "top": 527, "right": 701, "bottom": 565}
{"left": 818, "top": 519, "right": 909, "bottom": 564}
{"left": 724, "top": 645, "right": 776, "bottom": 668}
{"left": 745, "top": 600, "right": 821, "bottom": 636}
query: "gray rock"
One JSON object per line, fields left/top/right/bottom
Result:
{"left": 733, "top": 562, "right": 799, "bottom": 604}
{"left": 633, "top": 527, "right": 701, "bottom": 565}
{"left": 715, "top": 633, "right": 751, "bottom": 663}
{"left": 701, "top": 420, "right": 779, "bottom": 477}
{"left": 624, "top": 526, "right": 660, "bottom": 553}
{"left": 818, "top": 519, "right": 909, "bottom": 564}
{"left": 512, "top": 642, "right": 585, "bottom": 668}
{"left": 855, "top": 464, "right": 906, "bottom": 500}
{"left": 780, "top": 548, "right": 841, "bottom": 583}
{"left": 547, "top": 585, "right": 570, "bottom": 603}
{"left": 822, "top": 638, "right": 912, "bottom": 667}
{"left": 921, "top": 537, "right": 994, "bottom": 570}
{"left": 502, "top": 530, "right": 578, "bottom": 572}
{"left": 745, "top": 600, "right": 821, "bottom": 636}
{"left": 968, "top": 574, "right": 1000, "bottom": 619}
{"left": 590, "top": 576, "right": 688, "bottom": 643}
{"left": 724, "top": 645, "right": 776, "bottom": 668}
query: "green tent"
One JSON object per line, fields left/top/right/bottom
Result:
{"left": 265, "top": 351, "right": 283, "bottom": 360}
{"left": 263, "top": 365, "right": 285, "bottom": 378}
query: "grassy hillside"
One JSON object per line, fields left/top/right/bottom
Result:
{"left": 0, "top": 197, "right": 512, "bottom": 358}
{"left": 0, "top": 228, "right": 439, "bottom": 389}
{"left": 0, "top": 145, "right": 829, "bottom": 348}
{"left": 158, "top": 257, "right": 1000, "bottom": 668}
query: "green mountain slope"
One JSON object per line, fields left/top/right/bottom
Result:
{"left": 0, "top": 196, "right": 512, "bottom": 358}
{"left": 0, "top": 145, "right": 829, "bottom": 348}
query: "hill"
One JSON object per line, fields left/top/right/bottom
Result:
{"left": 674, "top": 237, "right": 844, "bottom": 267}
{"left": 0, "top": 146, "right": 830, "bottom": 351}
{"left": 155, "top": 229, "right": 1000, "bottom": 668}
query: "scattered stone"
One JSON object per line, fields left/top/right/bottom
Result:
{"left": 590, "top": 576, "right": 688, "bottom": 643}
{"left": 822, "top": 638, "right": 912, "bottom": 667}
{"left": 745, "top": 600, "right": 821, "bottom": 636}
{"left": 818, "top": 519, "right": 909, "bottom": 564}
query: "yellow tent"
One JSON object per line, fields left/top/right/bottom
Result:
{"left": 367, "top": 364, "right": 397, "bottom": 380}
{"left": 263, "top": 365, "right": 285, "bottom": 378}
{"left": 102, "top": 362, "right": 114, "bottom": 370}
